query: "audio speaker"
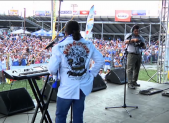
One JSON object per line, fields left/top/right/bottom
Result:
{"left": 105, "top": 68, "right": 127, "bottom": 84}
{"left": 0, "top": 88, "right": 35, "bottom": 115}
{"left": 92, "top": 74, "right": 107, "bottom": 92}
{"left": 43, "top": 75, "right": 107, "bottom": 100}
{"left": 43, "top": 81, "right": 60, "bottom": 101}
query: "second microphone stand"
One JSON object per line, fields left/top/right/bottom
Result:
{"left": 105, "top": 48, "right": 138, "bottom": 117}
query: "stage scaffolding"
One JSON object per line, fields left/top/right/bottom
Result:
{"left": 34, "top": 16, "right": 160, "bottom": 42}
{"left": 149, "top": 0, "right": 169, "bottom": 83}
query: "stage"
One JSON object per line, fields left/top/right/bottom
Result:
{"left": 0, "top": 80, "right": 169, "bottom": 123}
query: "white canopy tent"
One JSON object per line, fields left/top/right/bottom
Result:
{"left": 11, "top": 29, "right": 31, "bottom": 34}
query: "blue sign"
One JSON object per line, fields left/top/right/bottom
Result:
{"left": 60, "top": 11, "right": 72, "bottom": 14}
{"left": 45, "top": 11, "right": 51, "bottom": 16}
{"left": 132, "top": 10, "right": 146, "bottom": 16}
{"left": 35, "top": 11, "right": 45, "bottom": 16}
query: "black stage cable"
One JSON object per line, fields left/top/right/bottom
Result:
{"left": 0, "top": 115, "right": 7, "bottom": 119}
{"left": 141, "top": 63, "right": 158, "bottom": 83}
{"left": 2, "top": 83, "right": 13, "bottom": 123}
{"left": 0, "top": 111, "right": 41, "bottom": 119}
{"left": 22, "top": 111, "right": 41, "bottom": 114}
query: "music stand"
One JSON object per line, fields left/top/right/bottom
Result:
{"left": 105, "top": 45, "right": 138, "bottom": 117}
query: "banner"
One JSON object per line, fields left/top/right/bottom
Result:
{"left": 80, "top": 10, "right": 89, "bottom": 15}
{"left": 115, "top": 10, "right": 131, "bottom": 22}
{"left": 73, "top": 11, "right": 80, "bottom": 15}
{"left": 8, "top": 10, "right": 18, "bottom": 15}
{"left": 60, "top": 11, "right": 72, "bottom": 14}
{"left": 35, "top": 11, "right": 45, "bottom": 16}
{"left": 52, "top": 0, "right": 57, "bottom": 40}
{"left": 132, "top": 10, "right": 146, "bottom": 16}
{"left": 85, "top": 5, "right": 94, "bottom": 39}
{"left": 45, "top": 11, "right": 51, "bottom": 16}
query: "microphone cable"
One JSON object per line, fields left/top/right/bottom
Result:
{"left": 141, "top": 62, "right": 158, "bottom": 83}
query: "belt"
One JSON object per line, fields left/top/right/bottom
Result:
{"left": 128, "top": 53, "right": 140, "bottom": 55}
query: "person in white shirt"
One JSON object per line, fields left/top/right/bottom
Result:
{"left": 48, "top": 20, "right": 104, "bottom": 123}
{"left": 99, "top": 69, "right": 106, "bottom": 81}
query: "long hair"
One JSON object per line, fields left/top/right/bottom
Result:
{"left": 65, "top": 21, "right": 81, "bottom": 41}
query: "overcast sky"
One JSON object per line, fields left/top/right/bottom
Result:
{"left": 0, "top": 1, "right": 161, "bottom": 16}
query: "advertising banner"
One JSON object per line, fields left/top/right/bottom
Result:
{"left": 73, "top": 11, "right": 79, "bottom": 15}
{"left": 8, "top": 10, "right": 19, "bottom": 15}
{"left": 45, "top": 11, "right": 51, "bottom": 16}
{"left": 60, "top": 11, "right": 72, "bottom": 14}
{"left": 115, "top": 10, "right": 131, "bottom": 22}
{"left": 132, "top": 10, "right": 146, "bottom": 16}
{"left": 35, "top": 11, "right": 45, "bottom": 16}
{"left": 85, "top": 5, "right": 94, "bottom": 39}
{"left": 80, "top": 10, "right": 89, "bottom": 15}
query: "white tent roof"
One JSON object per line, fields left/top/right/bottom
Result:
{"left": 11, "top": 29, "right": 31, "bottom": 34}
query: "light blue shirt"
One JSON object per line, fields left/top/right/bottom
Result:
{"left": 48, "top": 36, "right": 104, "bottom": 99}
{"left": 125, "top": 33, "right": 145, "bottom": 54}
{"left": 104, "top": 57, "right": 111, "bottom": 65}
{"left": 2, "top": 60, "right": 6, "bottom": 70}
{"left": 0, "top": 61, "right": 2, "bottom": 71}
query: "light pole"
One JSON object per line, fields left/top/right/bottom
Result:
{"left": 24, "top": 8, "right": 26, "bottom": 34}
{"left": 71, "top": 4, "right": 78, "bottom": 15}
{"left": 51, "top": 0, "right": 53, "bottom": 32}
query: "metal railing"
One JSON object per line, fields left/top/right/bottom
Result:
{"left": 27, "top": 16, "right": 50, "bottom": 31}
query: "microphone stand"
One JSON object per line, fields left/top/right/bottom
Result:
{"left": 105, "top": 37, "right": 138, "bottom": 117}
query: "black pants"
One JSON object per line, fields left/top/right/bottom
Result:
{"left": 127, "top": 53, "right": 142, "bottom": 84}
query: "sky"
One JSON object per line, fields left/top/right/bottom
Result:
{"left": 0, "top": 1, "right": 161, "bottom": 17}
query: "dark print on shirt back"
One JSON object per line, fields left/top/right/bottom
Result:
{"left": 63, "top": 41, "right": 90, "bottom": 77}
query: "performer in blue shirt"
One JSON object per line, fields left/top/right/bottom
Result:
{"left": 104, "top": 53, "right": 111, "bottom": 71}
{"left": 48, "top": 21, "right": 104, "bottom": 123}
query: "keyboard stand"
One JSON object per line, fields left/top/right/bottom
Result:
{"left": 28, "top": 75, "right": 53, "bottom": 123}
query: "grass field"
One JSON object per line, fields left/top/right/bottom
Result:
{"left": 138, "top": 69, "right": 157, "bottom": 82}
{"left": 0, "top": 79, "right": 44, "bottom": 99}
{"left": 0, "top": 69, "right": 164, "bottom": 99}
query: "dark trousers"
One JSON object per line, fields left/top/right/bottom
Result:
{"left": 0, "top": 71, "right": 5, "bottom": 83}
{"left": 127, "top": 53, "right": 142, "bottom": 84}
{"left": 56, "top": 90, "right": 86, "bottom": 123}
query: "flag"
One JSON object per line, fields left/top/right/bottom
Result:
{"left": 6, "top": 78, "right": 12, "bottom": 84}
{"left": 52, "top": 0, "right": 57, "bottom": 40}
{"left": 85, "top": 5, "right": 94, "bottom": 39}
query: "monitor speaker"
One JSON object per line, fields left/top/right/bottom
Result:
{"left": 105, "top": 68, "right": 127, "bottom": 84}
{"left": 43, "top": 75, "right": 107, "bottom": 101}
{"left": 92, "top": 74, "right": 107, "bottom": 92}
{"left": 0, "top": 88, "right": 35, "bottom": 115}
{"left": 43, "top": 81, "right": 60, "bottom": 102}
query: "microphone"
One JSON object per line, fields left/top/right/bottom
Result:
{"left": 45, "top": 38, "right": 58, "bottom": 49}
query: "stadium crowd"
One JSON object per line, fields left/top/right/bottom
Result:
{"left": 0, "top": 34, "right": 159, "bottom": 83}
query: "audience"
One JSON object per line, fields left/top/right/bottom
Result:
{"left": 0, "top": 33, "right": 159, "bottom": 83}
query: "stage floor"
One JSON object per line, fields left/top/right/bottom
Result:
{"left": 0, "top": 80, "right": 169, "bottom": 123}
